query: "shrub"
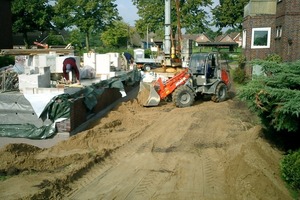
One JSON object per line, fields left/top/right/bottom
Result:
{"left": 220, "top": 52, "right": 229, "bottom": 60}
{"left": 281, "top": 150, "right": 300, "bottom": 191}
{"left": 237, "top": 54, "right": 246, "bottom": 68}
{"left": 238, "top": 60, "right": 300, "bottom": 132}
{"left": 265, "top": 53, "right": 282, "bottom": 63}
{"left": 0, "top": 56, "right": 15, "bottom": 68}
{"left": 231, "top": 55, "right": 247, "bottom": 84}
{"left": 232, "top": 67, "right": 247, "bottom": 84}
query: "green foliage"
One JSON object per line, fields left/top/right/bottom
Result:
{"left": 265, "top": 53, "right": 282, "bottom": 63}
{"left": 46, "top": 33, "right": 66, "bottom": 46}
{"left": 53, "top": 0, "right": 120, "bottom": 51}
{"left": 232, "top": 67, "right": 246, "bottom": 84}
{"left": 281, "top": 150, "right": 300, "bottom": 191}
{"left": 212, "top": 0, "right": 248, "bottom": 30}
{"left": 205, "top": 28, "right": 222, "bottom": 40}
{"left": 132, "top": 0, "right": 213, "bottom": 37}
{"left": 231, "top": 54, "right": 247, "bottom": 84}
{"left": 101, "top": 21, "right": 131, "bottom": 48}
{"left": 0, "top": 56, "right": 15, "bottom": 68}
{"left": 11, "top": 0, "right": 54, "bottom": 48}
{"left": 238, "top": 60, "right": 300, "bottom": 132}
{"left": 237, "top": 54, "right": 246, "bottom": 68}
{"left": 225, "top": 27, "right": 242, "bottom": 34}
{"left": 66, "top": 29, "right": 85, "bottom": 52}
{"left": 220, "top": 52, "right": 229, "bottom": 60}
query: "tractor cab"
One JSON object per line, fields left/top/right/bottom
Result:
{"left": 188, "top": 52, "right": 219, "bottom": 86}
{"left": 189, "top": 53, "right": 218, "bottom": 75}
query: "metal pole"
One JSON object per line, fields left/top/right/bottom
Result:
{"left": 147, "top": 25, "right": 149, "bottom": 49}
{"left": 164, "top": 0, "right": 171, "bottom": 56}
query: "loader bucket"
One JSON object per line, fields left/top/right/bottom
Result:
{"left": 137, "top": 82, "right": 160, "bottom": 107}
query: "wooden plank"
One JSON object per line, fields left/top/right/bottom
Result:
{"left": 0, "top": 48, "right": 74, "bottom": 55}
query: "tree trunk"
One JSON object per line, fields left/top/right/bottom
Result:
{"left": 23, "top": 32, "right": 29, "bottom": 49}
{"left": 85, "top": 32, "right": 90, "bottom": 51}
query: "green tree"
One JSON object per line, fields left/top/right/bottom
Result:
{"left": 238, "top": 60, "right": 300, "bottom": 133}
{"left": 46, "top": 32, "right": 66, "bottom": 46}
{"left": 205, "top": 28, "right": 221, "bottom": 41}
{"left": 101, "top": 21, "right": 131, "bottom": 48}
{"left": 66, "top": 29, "right": 85, "bottom": 51}
{"left": 132, "top": 0, "right": 213, "bottom": 38}
{"left": 211, "top": 0, "right": 248, "bottom": 30}
{"left": 53, "top": 0, "right": 120, "bottom": 51}
{"left": 11, "top": 0, "right": 54, "bottom": 48}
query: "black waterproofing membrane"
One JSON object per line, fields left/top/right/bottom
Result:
{"left": 0, "top": 70, "right": 141, "bottom": 139}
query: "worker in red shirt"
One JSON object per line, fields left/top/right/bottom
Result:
{"left": 62, "top": 57, "right": 80, "bottom": 84}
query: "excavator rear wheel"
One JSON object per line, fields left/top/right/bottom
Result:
{"left": 172, "top": 85, "right": 195, "bottom": 108}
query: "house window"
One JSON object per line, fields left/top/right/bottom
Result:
{"left": 242, "top": 29, "right": 246, "bottom": 48}
{"left": 251, "top": 27, "right": 271, "bottom": 49}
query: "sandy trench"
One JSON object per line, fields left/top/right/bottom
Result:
{"left": 0, "top": 95, "right": 293, "bottom": 199}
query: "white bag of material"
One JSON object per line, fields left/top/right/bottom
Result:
{"left": 80, "top": 65, "right": 96, "bottom": 79}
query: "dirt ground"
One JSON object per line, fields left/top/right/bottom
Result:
{"left": 0, "top": 92, "right": 293, "bottom": 199}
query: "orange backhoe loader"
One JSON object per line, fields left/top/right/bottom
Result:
{"left": 137, "top": 52, "right": 231, "bottom": 107}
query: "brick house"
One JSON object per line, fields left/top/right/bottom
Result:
{"left": 243, "top": 0, "right": 300, "bottom": 62}
{"left": 275, "top": 0, "right": 300, "bottom": 61}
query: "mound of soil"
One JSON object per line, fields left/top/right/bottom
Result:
{"left": 0, "top": 98, "right": 292, "bottom": 199}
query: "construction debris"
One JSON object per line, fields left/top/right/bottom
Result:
{"left": 0, "top": 70, "right": 19, "bottom": 92}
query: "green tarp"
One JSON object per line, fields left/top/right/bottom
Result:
{"left": 0, "top": 70, "right": 141, "bottom": 139}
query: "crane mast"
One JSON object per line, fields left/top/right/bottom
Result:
{"left": 164, "top": 0, "right": 172, "bottom": 65}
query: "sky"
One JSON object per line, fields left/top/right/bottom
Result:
{"left": 116, "top": 0, "right": 139, "bottom": 26}
{"left": 116, "top": 0, "right": 219, "bottom": 27}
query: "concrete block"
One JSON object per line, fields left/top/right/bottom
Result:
{"left": 100, "top": 74, "right": 109, "bottom": 80}
{"left": 56, "top": 119, "right": 71, "bottom": 132}
{"left": 96, "top": 54, "right": 110, "bottom": 74}
{"left": 37, "top": 66, "right": 50, "bottom": 75}
{"left": 109, "top": 72, "right": 116, "bottom": 78}
{"left": 106, "top": 52, "right": 121, "bottom": 69}
{"left": 37, "top": 54, "right": 57, "bottom": 71}
{"left": 22, "top": 87, "right": 64, "bottom": 94}
{"left": 18, "top": 72, "right": 51, "bottom": 91}
{"left": 83, "top": 52, "right": 96, "bottom": 69}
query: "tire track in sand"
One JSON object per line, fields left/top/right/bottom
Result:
{"left": 67, "top": 102, "right": 230, "bottom": 199}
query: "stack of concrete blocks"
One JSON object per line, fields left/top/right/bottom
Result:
{"left": 18, "top": 53, "right": 77, "bottom": 94}
{"left": 18, "top": 66, "right": 51, "bottom": 93}
{"left": 83, "top": 52, "right": 121, "bottom": 80}
{"left": 35, "top": 53, "right": 57, "bottom": 72}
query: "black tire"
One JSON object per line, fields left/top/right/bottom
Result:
{"left": 143, "top": 64, "right": 152, "bottom": 71}
{"left": 211, "top": 82, "right": 227, "bottom": 102}
{"left": 172, "top": 85, "right": 195, "bottom": 107}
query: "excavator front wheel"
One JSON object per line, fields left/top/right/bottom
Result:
{"left": 172, "top": 85, "right": 195, "bottom": 108}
